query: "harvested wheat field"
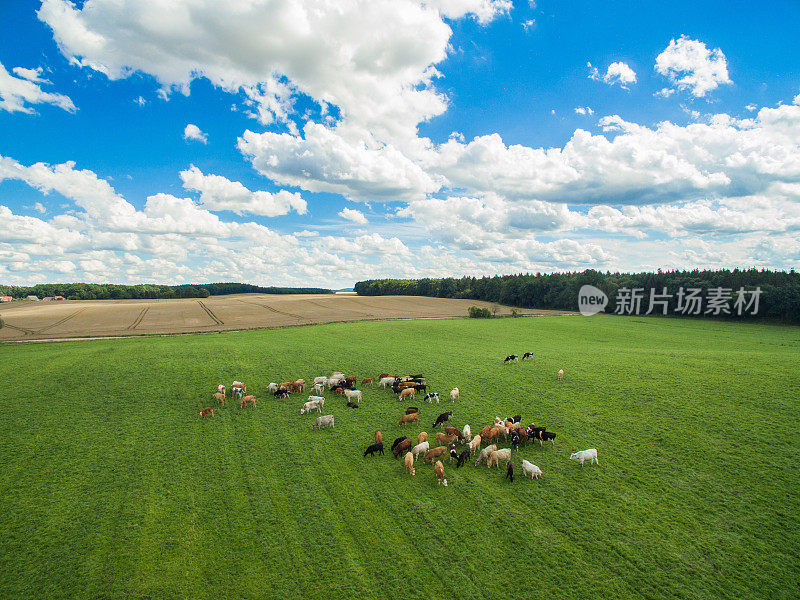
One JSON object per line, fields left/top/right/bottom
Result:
{"left": 0, "top": 294, "right": 570, "bottom": 341}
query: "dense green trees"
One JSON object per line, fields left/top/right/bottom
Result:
{"left": 0, "top": 282, "right": 332, "bottom": 301}
{"left": 355, "top": 269, "right": 800, "bottom": 323}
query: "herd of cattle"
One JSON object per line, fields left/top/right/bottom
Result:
{"left": 200, "top": 361, "right": 596, "bottom": 487}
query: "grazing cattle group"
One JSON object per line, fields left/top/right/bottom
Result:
{"left": 200, "top": 357, "right": 595, "bottom": 491}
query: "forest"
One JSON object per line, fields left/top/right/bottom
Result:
{"left": 0, "top": 282, "right": 332, "bottom": 301}
{"left": 354, "top": 269, "right": 800, "bottom": 323}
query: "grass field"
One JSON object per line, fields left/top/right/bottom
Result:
{"left": 0, "top": 294, "right": 559, "bottom": 341}
{"left": 1, "top": 315, "right": 798, "bottom": 600}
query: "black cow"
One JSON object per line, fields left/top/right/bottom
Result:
{"left": 273, "top": 389, "right": 289, "bottom": 398}
{"left": 432, "top": 411, "right": 453, "bottom": 429}
{"left": 363, "top": 443, "right": 384, "bottom": 457}
{"left": 405, "top": 407, "right": 419, "bottom": 414}
{"left": 522, "top": 352, "right": 534, "bottom": 360}
{"left": 510, "top": 430, "right": 520, "bottom": 451}
{"left": 346, "top": 401, "right": 360, "bottom": 408}
{"left": 391, "top": 436, "right": 408, "bottom": 452}
{"left": 528, "top": 426, "right": 546, "bottom": 441}
{"left": 456, "top": 448, "right": 471, "bottom": 468}
{"left": 506, "top": 461, "right": 514, "bottom": 482}
{"left": 424, "top": 392, "right": 439, "bottom": 403}
{"left": 540, "top": 431, "right": 556, "bottom": 447}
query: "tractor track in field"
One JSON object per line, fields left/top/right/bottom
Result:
{"left": 196, "top": 300, "right": 224, "bottom": 326}
{"left": 35, "top": 308, "right": 86, "bottom": 334}
{"left": 125, "top": 307, "right": 149, "bottom": 330}
{"left": 236, "top": 299, "right": 306, "bottom": 321}
{"left": 1, "top": 322, "right": 34, "bottom": 335}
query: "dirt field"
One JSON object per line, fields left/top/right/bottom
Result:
{"left": 0, "top": 294, "right": 571, "bottom": 341}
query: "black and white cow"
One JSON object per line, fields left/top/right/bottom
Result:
{"left": 504, "top": 354, "right": 519, "bottom": 364}
{"left": 432, "top": 411, "right": 453, "bottom": 429}
{"left": 424, "top": 392, "right": 440, "bottom": 404}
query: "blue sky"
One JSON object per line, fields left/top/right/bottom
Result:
{"left": 1, "top": 0, "right": 799, "bottom": 287}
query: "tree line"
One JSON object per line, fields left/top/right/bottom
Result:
{"left": 0, "top": 282, "right": 332, "bottom": 301}
{"left": 354, "top": 269, "right": 800, "bottom": 323}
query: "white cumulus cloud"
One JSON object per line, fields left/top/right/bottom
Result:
{"left": 588, "top": 61, "right": 637, "bottom": 89}
{"left": 655, "top": 35, "right": 732, "bottom": 98}
{"left": 179, "top": 165, "right": 307, "bottom": 217}
{"left": 183, "top": 124, "right": 207, "bottom": 144}
{"left": 238, "top": 122, "right": 440, "bottom": 202}
{"left": 338, "top": 207, "right": 368, "bottom": 224}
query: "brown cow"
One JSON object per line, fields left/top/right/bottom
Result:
{"left": 212, "top": 392, "right": 225, "bottom": 405}
{"left": 399, "top": 388, "right": 416, "bottom": 401}
{"left": 480, "top": 425, "right": 492, "bottom": 440}
{"left": 417, "top": 432, "right": 428, "bottom": 444}
{"left": 405, "top": 407, "right": 419, "bottom": 415}
{"left": 436, "top": 432, "right": 457, "bottom": 447}
{"left": 398, "top": 413, "right": 419, "bottom": 427}
{"left": 199, "top": 407, "right": 214, "bottom": 418}
{"left": 379, "top": 372, "right": 389, "bottom": 379}
{"left": 362, "top": 378, "right": 373, "bottom": 386}
{"left": 375, "top": 431, "right": 383, "bottom": 445}
{"left": 240, "top": 395, "right": 256, "bottom": 408}
{"left": 393, "top": 438, "right": 413, "bottom": 458}
{"left": 443, "top": 426, "right": 465, "bottom": 442}
{"left": 487, "top": 427, "right": 502, "bottom": 443}
{"left": 434, "top": 460, "right": 447, "bottom": 486}
{"left": 398, "top": 381, "right": 416, "bottom": 390}
{"left": 518, "top": 428, "right": 528, "bottom": 446}
{"left": 280, "top": 382, "right": 293, "bottom": 392}
{"left": 423, "top": 446, "right": 447, "bottom": 464}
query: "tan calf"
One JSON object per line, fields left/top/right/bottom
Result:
{"left": 404, "top": 451, "right": 415, "bottom": 476}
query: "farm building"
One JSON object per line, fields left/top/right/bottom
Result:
{"left": 42, "top": 296, "right": 65, "bottom": 301}
{"left": 25, "top": 295, "right": 40, "bottom": 301}
{"left": 0, "top": 296, "right": 12, "bottom": 302}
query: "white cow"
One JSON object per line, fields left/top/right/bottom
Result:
{"left": 311, "top": 383, "right": 325, "bottom": 394}
{"left": 312, "top": 415, "right": 334, "bottom": 430}
{"left": 301, "top": 396, "right": 325, "bottom": 414}
{"left": 411, "top": 441, "right": 430, "bottom": 460}
{"left": 344, "top": 389, "right": 362, "bottom": 403}
{"left": 521, "top": 460, "right": 542, "bottom": 479}
{"left": 217, "top": 384, "right": 226, "bottom": 397}
{"left": 327, "top": 376, "right": 345, "bottom": 389}
{"left": 450, "top": 388, "right": 459, "bottom": 402}
{"left": 557, "top": 369, "right": 564, "bottom": 380}
{"left": 379, "top": 377, "right": 396, "bottom": 388}
{"left": 462, "top": 424, "right": 471, "bottom": 443}
{"left": 267, "top": 382, "right": 279, "bottom": 392}
{"left": 570, "top": 448, "right": 598, "bottom": 466}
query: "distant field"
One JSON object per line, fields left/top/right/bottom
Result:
{"left": 0, "top": 315, "right": 798, "bottom": 600}
{"left": 0, "top": 294, "right": 563, "bottom": 341}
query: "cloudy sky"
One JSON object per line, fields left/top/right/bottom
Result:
{"left": 1, "top": 0, "right": 799, "bottom": 288}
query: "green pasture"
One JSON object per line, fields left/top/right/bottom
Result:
{"left": 0, "top": 315, "right": 798, "bottom": 600}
